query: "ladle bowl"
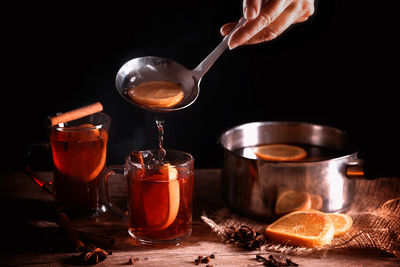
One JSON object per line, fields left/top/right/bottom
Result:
{"left": 115, "top": 18, "right": 246, "bottom": 112}
{"left": 115, "top": 56, "right": 199, "bottom": 112}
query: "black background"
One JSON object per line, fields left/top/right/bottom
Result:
{"left": 3, "top": 1, "right": 400, "bottom": 174}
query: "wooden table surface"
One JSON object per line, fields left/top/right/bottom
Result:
{"left": 0, "top": 169, "right": 398, "bottom": 266}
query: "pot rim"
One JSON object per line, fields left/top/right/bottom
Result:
{"left": 218, "top": 121, "right": 360, "bottom": 165}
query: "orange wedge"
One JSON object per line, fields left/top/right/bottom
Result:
{"left": 310, "top": 194, "right": 323, "bottom": 210}
{"left": 275, "top": 190, "right": 312, "bottom": 215}
{"left": 326, "top": 213, "right": 353, "bottom": 236}
{"left": 252, "top": 144, "right": 307, "bottom": 162}
{"left": 142, "top": 163, "right": 180, "bottom": 231}
{"left": 128, "top": 81, "right": 184, "bottom": 108}
{"left": 265, "top": 210, "right": 334, "bottom": 248}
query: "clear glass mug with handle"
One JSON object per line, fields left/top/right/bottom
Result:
{"left": 102, "top": 149, "right": 194, "bottom": 246}
{"left": 26, "top": 112, "right": 111, "bottom": 217}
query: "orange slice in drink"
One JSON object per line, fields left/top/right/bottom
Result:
{"left": 53, "top": 123, "right": 100, "bottom": 142}
{"left": 83, "top": 131, "right": 107, "bottom": 181}
{"left": 275, "top": 190, "right": 312, "bottom": 215}
{"left": 142, "top": 163, "right": 180, "bottom": 231}
{"left": 252, "top": 144, "right": 307, "bottom": 162}
{"left": 72, "top": 124, "right": 100, "bottom": 141}
{"left": 128, "top": 81, "right": 184, "bottom": 108}
{"left": 50, "top": 124, "right": 106, "bottom": 182}
{"left": 326, "top": 213, "right": 353, "bottom": 236}
{"left": 265, "top": 210, "right": 334, "bottom": 248}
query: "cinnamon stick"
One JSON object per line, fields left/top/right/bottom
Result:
{"left": 48, "top": 102, "right": 103, "bottom": 126}
{"left": 55, "top": 208, "right": 86, "bottom": 252}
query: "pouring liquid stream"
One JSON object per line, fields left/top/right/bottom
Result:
{"left": 155, "top": 114, "right": 166, "bottom": 164}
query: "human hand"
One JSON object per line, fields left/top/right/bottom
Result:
{"left": 221, "top": 0, "right": 315, "bottom": 49}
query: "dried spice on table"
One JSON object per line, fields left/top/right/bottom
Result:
{"left": 256, "top": 254, "right": 299, "bottom": 266}
{"left": 66, "top": 245, "right": 112, "bottom": 265}
{"left": 193, "top": 254, "right": 216, "bottom": 265}
{"left": 128, "top": 257, "right": 139, "bottom": 265}
{"left": 225, "top": 225, "right": 267, "bottom": 250}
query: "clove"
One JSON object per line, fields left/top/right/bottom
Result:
{"left": 255, "top": 254, "right": 299, "bottom": 266}
{"left": 194, "top": 254, "right": 216, "bottom": 265}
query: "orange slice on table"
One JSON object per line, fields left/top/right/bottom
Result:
{"left": 252, "top": 144, "right": 307, "bottom": 162}
{"left": 127, "top": 81, "right": 184, "bottom": 108}
{"left": 326, "top": 213, "right": 353, "bottom": 237}
{"left": 275, "top": 190, "right": 312, "bottom": 215}
{"left": 265, "top": 210, "right": 334, "bottom": 248}
{"left": 142, "top": 163, "right": 180, "bottom": 231}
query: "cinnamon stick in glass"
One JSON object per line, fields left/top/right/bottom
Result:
{"left": 48, "top": 102, "right": 103, "bottom": 126}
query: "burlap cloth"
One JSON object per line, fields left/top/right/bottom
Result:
{"left": 201, "top": 177, "right": 400, "bottom": 258}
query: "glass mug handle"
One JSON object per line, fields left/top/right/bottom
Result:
{"left": 25, "top": 142, "right": 53, "bottom": 171}
{"left": 24, "top": 142, "right": 55, "bottom": 195}
{"left": 101, "top": 165, "right": 128, "bottom": 219}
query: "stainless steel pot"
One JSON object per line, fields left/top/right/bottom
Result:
{"left": 219, "top": 121, "right": 365, "bottom": 221}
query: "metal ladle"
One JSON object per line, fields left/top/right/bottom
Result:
{"left": 115, "top": 18, "right": 246, "bottom": 112}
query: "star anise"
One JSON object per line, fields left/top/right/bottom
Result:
{"left": 67, "top": 245, "right": 111, "bottom": 265}
{"left": 83, "top": 247, "right": 109, "bottom": 264}
{"left": 225, "top": 225, "right": 267, "bottom": 250}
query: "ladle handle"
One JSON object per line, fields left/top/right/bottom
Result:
{"left": 193, "top": 17, "right": 246, "bottom": 80}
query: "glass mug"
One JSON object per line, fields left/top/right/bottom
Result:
{"left": 102, "top": 150, "right": 194, "bottom": 246}
{"left": 27, "top": 112, "right": 111, "bottom": 217}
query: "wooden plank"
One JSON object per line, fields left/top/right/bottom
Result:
{"left": 2, "top": 242, "right": 398, "bottom": 266}
{"left": 0, "top": 170, "right": 399, "bottom": 266}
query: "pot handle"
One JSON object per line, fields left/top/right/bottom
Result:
{"left": 346, "top": 159, "right": 366, "bottom": 179}
{"left": 346, "top": 158, "right": 399, "bottom": 180}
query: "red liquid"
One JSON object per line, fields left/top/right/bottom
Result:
{"left": 50, "top": 126, "right": 108, "bottom": 215}
{"left": 127, "top": 167, "right": 193, "bottom": 244}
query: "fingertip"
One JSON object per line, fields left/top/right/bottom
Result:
{"left": 244, "top": 6, "right": 257, "bottom": 20}
{"left": 220, "top": 22, "right": 237, "bottom": 36}
{"left": 227, "top": 27, "right": 246, "bottom": 50}
{"left": 228, "top": 44, "right": 237, "bottom": 50}
{"left": 220, "top": 27, "right": 226, "bottom": 36}
{"left": 228, "top": 37, "right": 239, "bottom": 50}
